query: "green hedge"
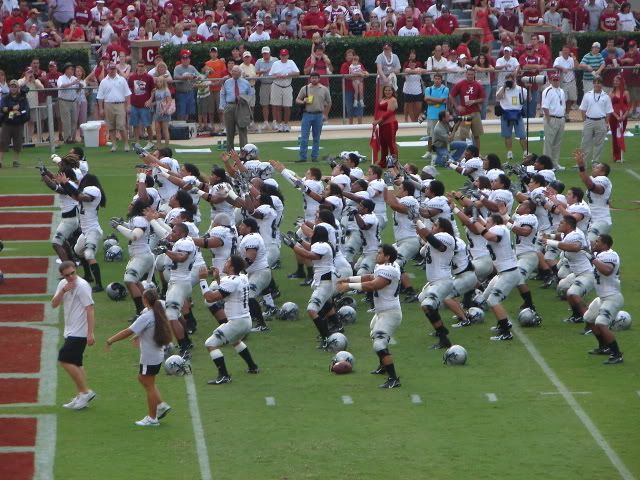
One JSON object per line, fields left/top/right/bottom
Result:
{"left": 0, "top": 48, "right": 91, "bottom": 81}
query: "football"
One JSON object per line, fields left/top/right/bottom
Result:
{"left": 331, "top": 360, "right": 353, "bottom": 374}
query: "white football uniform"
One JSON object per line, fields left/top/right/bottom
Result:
{"left": 342, "top": 190, "right": 370, "bottom": 263}
{"left": 165, "top": 236, "right": 197, "bottom": 320}
{"left": 424, "top": 232, "right": 455, "bottom": 282}
{"left": 372, "top": 263, "right": 401, "bottom": 313}
{"left": 208, "top": 225, "right": 237, "bottom": 272}
{"left": 556, "top": 229, "right": 595, "bottom": 299}
{"left": 513, "top": 213, "right": 538, "bottom": 285}
{"left": 586, "top": 175, "right": 612, "bottom": 241}
{"left": 489, "top": 188, "right": 514, "bottom": 215}
{"left": 465, "top": 225, "right": 493, "bottom": 282}
{"left": 123, "top": 216, "right": 154, "bottom": 283}
{"left": 204, "top": 274, "right": 252, "bottom": 347}
{"left": 480, "top": 224, "right": 520, "bottom": 307}
{"left": 461, "top": 157, "right": 485, "bottom": 180}
{"left": 253, "top": 204, "right": 278, "bottom": 249}
{"left": 73, "top": 185, "right": 103, "bottom": 261}
{"left": 583, "top": 249, "right": 623, "bottom": 327}
{"left": 153, "top": 157, "right": 180, "bottom": 204}
{"left": 450, "top": 237, "right": 477, "bottom": 298}
{"left": 367, "top": 178, "right": 388, "bottom": 229}
{"left": 303, "top": 179, "right": 324, "bottom": 222}
{"left": 208, "top": 182, "right": 235, "bottom": 224}
{"left": 239, "top": 233, "right": 271, "bottom": 299}
{"left": 355, "top": 213, "right": 380, "bottom": 275}
{"left": 567, "top": 201, "right": 591, "bottom": 236}
{"left": 308, "top": 241, "right": 336, "bottom": 312}
{"left": 530, "top": 186, "right": 552, "bottom": 233}
{"left": 53, "top": 183, "right": 80, "bottom": 247}
{"left": 393, "top": 196, "right": 419, "bottom": 242}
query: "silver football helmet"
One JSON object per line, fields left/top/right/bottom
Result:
{"left": 332, "top": 350, "right": 354, "bottom": 366}
{"left": 337, "top": 305, "right": 357, "bottom": 325}
{"left": 610, "top": 311, "right": 632, "bottom": 331}
{"left": 278, "top": 302, "right": 299, "bottom": 320}
{"left": 104, "top": 245, "right": 123, "bottom": 262}
{"left": 443, "top": 345, "right": 468, "bottom": 366}
{"left": 325, "top": 332, "right": 348, "bottom": 353}
{"left": 518, "top": 307, "right": 541, "bottom": 327}
{"left": 106, "top": 282, "right": 128, "bottom": 301}
{"left": 241, "top": 143, "right": 259, "bottom": 160}
{"left": 164, "top": 354, "right": 192, "bottom": 376}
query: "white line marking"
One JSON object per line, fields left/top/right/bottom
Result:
{"left": 49, "top": 211, "right": 61, "bottom": 243}
{"left": 513, "top": 325, "right": 635, "bottom": 480}
{"left": 38, "top": 326, "right": 58, "bottom": 406}
{"left": 0, "top": 373, "right": 40, "bottom": 379}
{"left": 265, "top": 396, "right": 276, "bottom": 406}
{"left": 0, "top": 446, "right": 36, "bottom": 453}
{"left": 34, "top": 414, "right": 56, "bottom": 480}
{"left": 540, "top": 391, "right": 592, "bottom": 396}
{"left": 486, "top": 393, "right": 497, "bottom": 402}
{"left": 0, "top": 224, "right": 52, "bottom": 228}
{"left": 0, "top": 402, "right": 49, "bottom": 408}
{"left": 47, "top": 256, "right": 58, "bottom": 295}
{"left": 184, "top": 375, "right": 212, "bottom": 480}
{"left": 341, "top": 395, "right": 353, "bottom": 405}
{"left": 410, "top": 394, "right": 422, "bottom": 404}
{"left": 2, "top": 273, "right": 47, "bottom": 279}
{"left": 625, "top": 169, "right": 640, "bottom": 181}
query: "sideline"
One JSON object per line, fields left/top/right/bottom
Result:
{"left": 185, "top": 374, "right": 213, "bottom": 480}
{"left": 625, "top": 169, "right": 640, "bottom": 181}
{"left": 513, "top": 324, "right": 635, "bottom": 480}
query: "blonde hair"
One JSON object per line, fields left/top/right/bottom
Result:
{"left": 155, "top": 76, "right": 168, "bottom": 89}
{"left": 75, "top": 66, "right": 86, "bottom": 79}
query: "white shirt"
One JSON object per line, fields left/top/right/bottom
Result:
{"left": 79, "top": 185, "right": 102, "bottom": 232}
{"left": 96, "top": 74, "right": 132, "bottom": 103}
{"left": 398, "top": 26, "right": 419, "bottom": 36}
{"left": 303, "top": 178, "right": 324, "bottom": 221}
{"left": 169, "top": 236, "right": 197, "bottom": 282}
{"left": 253, "top": 204, "right": 278, "bottom": 248}
{"left": 127, "top": 216, "right": 151, "bottom": 256}
{"left": 530, "top": 186, "right": 552, "bottom": 232}
{"left": 208, "top": 225, "right": 237, "bottom": 269}
{"left": 618, "top": 11, "right": 636, "bottom": 31}
{"left": 487, "top": 224, "right": 517, "bottom": 272}
{"left": 219, "top": 274, "right": 251, "bottom": 320}
{"left": 324, "top": 5, "right": 348, "bottom": 22}
{"left": 59, "top": 182, "right": 79, "bottom": 214}
{"left": 129, "top": 309, "right": 165, "bottom": 365}
{"left": 170, "top": 34, "right": 189, "bottom": 45}
{"left": 426, "top": 4, "right": 444, "bottom": 19}
{"left": 489, "top": 189, "right": 514, "bottom": 215}
{"left": 586, "top": 176, "right": 612, "bottom": 225}
{"left": 593, "top": 249, "right": 621, "bottom": 297}
{"left": 239, "top": 232, "right": 268, "bottom": 273}
{"left": 541, "top": 85, "right": 567, "bottom": 117}
{"left": 152, "top": 31, "right": 172, "bottom": 45}
{"left": 344, "top": 191, "right": 370, "bottom": 230}
{"left": 493, "top": 0, "right": 519, "bottom": 13}
{"left": 465, "top": 225, "right": 489, "bottom": 260}
{"left": 153, "top": 158, "right": 180, "bottom": 202}
{"left": 568, "top": 201, "right": 591, "bottom": 235}
{"left": 367, "top": 179, "right": 387, "bottom": 216}
{"left": 56, "top": 276, "right": 94, "bottom": 338}
{"left": 99, "top": 23, "right": 114, "bottom": 46}
{"left": 6, "top": 40, "right": 32, "bottom": 50}
{"left": 579, "top": 90, "right": 614, "bottom": 119}
{"left": 424, "top": 231, "right": 455, "bottom": 282}
{"left": 373, "top": 262, "right": 401, "bottom": 312}
{"left": 495, "top": 56, "right": 519, "bottom": 87}
{"left": 499, "top": 85, "right": 526, "bottom": 111}
{"left": 248, "top": 31, "right": 271, "bottom": 42}
{"left": 197, "top": 21, "right": 216, "bottom": 38}
{"left": 268, "top": 60, "right": 300, "bottom": 87}
{"left": 393, "top": 195, "right": 419, "bottom": 241}
{"left": 311, "top": 241, "right": 335, "bottom": 280}
{"left": 359, "top": 212, "right": 380, "bottom": 254}
{"left": 57, "top": 74, "right": 80, "bottom": 102}
{"left": 553, "top": 55, "right": 576, "bottom": 83}
{"left": 562, "top": 229, "right": 591, "bottom": 274}
{"left": 426, "top": 56, "right": 448, "bottom": 81}
{"left": 513, "top": 213, "right": 538, "bottom": 255}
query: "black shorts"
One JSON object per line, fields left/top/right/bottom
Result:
{"left": 403, "top": 93, "right": 423, "bottom": 103}
{"left": 139, "top": 363, "right": 162, "bottom": 376}
{"left": 58, "top": 336, "right": 87, "bottom": 366}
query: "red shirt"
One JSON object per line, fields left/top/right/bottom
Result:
{"left": 46, "top": 71, "right": 62, "bottom": 98}
{"left": 434, "top": 14, "right": 458, "bottom": 34}
{"left": 450, "top": 79, "right": 485, "bottom": 114}
{"left": 557, "top": 0, "right": 579, "bottom": 19}
{"left": 455, "top": 44, "right": 472, "bottom": 59}
{"left": 272, "top": 30, "right": 293, "bottom": 39}
{"left": 111, "top": 18, "right": 127, "bottom": 36}
{"left": 213, "top": 10, "right": 229, "bottom": 24}
{"left": 622, "top": 51, "right": 640, "bottom": 87}
{"left": 600, "top": 12, "right": 618, "bottom": 30}
{"left": 3, "top": 14, "right": 25, "bottom": 35}
{"left": 128, "top": 73, "right": 154, "bottom": 108}
{"left": 74, "top": 7, "right": 92, "bottom": 26}
{"left": 519, "top": 53, "right": 543, "bottom": 89}
{"left": 301, "top": 11, "right": 327, "bottom": 39}
{"left": 523, "top": 6, "right": 541, "bottom": 24}
{"left": 304, "top": 56, "right": 331, "bottom": 86}
{"left": 188, "top": 33, "right": 207, "bottom": 43}
{"left": 420, "top": 25, "right": 441, "bottom": 35}
{"left": 533, "top": 44, "right": 551, "bottom": 66}
{"left": 64, "top": 27, "right": 86, "bottom": 41}
{"left": 106, "top": 44, "right": 127, "bottom": 63}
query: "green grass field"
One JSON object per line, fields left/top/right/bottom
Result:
{"left": 1, "top": 131, "right": 639, "bottom": 480}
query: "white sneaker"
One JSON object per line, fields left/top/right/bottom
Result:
{"left": 359, "top": 100, "right": 365, "bottom": 108}
{"left": 421, "top": 152, "right": 432, "bottom": 159}
{"left": 123, "top": 144, "right": 130, "bottom": 152}
{"left": 156, "top": 402, "right": 172, "bottom": 420}
{"left": 556, "top": 165, "right": 566, "bottom": 171}
{"left": 71, "top": 390, "right": 96, "bottom": 410}
{"left": 63, "top": 396, "right": 79, "bottom": 409}
{"left": 135, "top": 416, "right": 160, "bottom": 427}
{"left": 283, "top": 124, "right": 291, "bottom": 132}
{"left": 261, "top": 121, "right": 269, "bottom": 131}
{"left": 506, "top": 151, "right": 513, "bottom": 160}
{"left": 110, "top": 145, "right": 117, "bottom": 153}
{"left": 353, "top": 100, "right": 359, "bottom": 107}
{"left": 271, "top": 121, "right": 279, "bottom": 131}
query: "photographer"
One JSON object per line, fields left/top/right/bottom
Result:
{"left": 432, "top": 110, "right": 467, "bottom": 166}
{"left": 0, "top": 80, "right": 30, "bottom": 168}
{"left": 496, "top": 73, "right": 527, "bottom": 161}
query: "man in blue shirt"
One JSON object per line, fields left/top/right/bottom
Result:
{"left": 219, "top": 65, "right": 254, "bottom": 150}
{"left": 421, "top": 73, "right": 449, "bottom": 164}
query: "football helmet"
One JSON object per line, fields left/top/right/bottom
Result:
{"left": 278, "top": 302, "right": 299, "bottom": 321}
{"left": 104, "top": 245, "right": 123, "bottom": 262}
{"left": 518, "top": 308, "right": 541, "bottom": 327}
{"left": 443, "top": 345, "right": 468, "bottom": 366}
{"left": 332, "top": 350, "right": 354, "bottom": 366}
{"left": 164, "top": 354, "right": 192, "bottom": 376}
{"left": 103, "top": 235, "right": 119, "bottom": 250}
{"left": 466, "top": 307, "right": 485, "bottom": 324}
{"left": 610, "top": 311, "right": 632, "bottom": 331}
{"left": 336, "top": 295, "right": 356, "bottom": 309}
{"left": 337, "top": 305, "right": 357, "bottom": 325}
{"left": 241, "top": 143, "right": 259, "bottom": 160}
{"left": 325, "top": 332, "right": 348, "bottom": 353}
{"left": 106, "top": 282, "right": 128, "bottom": 301}
{"left": 141, "top": 280, "right": 157, "bottom": 291}
{"left": 257, "top": 162, "right": 274, "bottom": 180}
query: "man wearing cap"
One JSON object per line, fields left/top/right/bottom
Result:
{"left": 580, "top": 42, "right": 605, "bottom": 94}
{"left": 348, "top": 9, "right": 366, "bottom": 35}
{"left": 541, "top": 74, "right": 567, "bottom": 169}
{"left": 450, "top": 68, "right": 485, "bottom": 149}
{"left": 57, "top": 63, "right": 81, "bottom": 144}
{"left": 173, "top": 50, "right": 199, "bottom": 122}
{"left": 128, "top": 62, "right": 154, "bottom": 149}
{"left": 24, "top": 8, "right": 44, "bottom": 31}
{"left": 219, "top": 65, "right": 254, "bottom": 150}
{"left": 248, "top": 20, "right": 271, "bottom": 42}
{"left": 255, "top": 46, "right": 277, "bottom": 131}
{"left": 621, "top": 41, "right": 640, "bottom": 118}
{"left": 301, "top": 1, "right": 327, "bottom": 39}
{"left": 204, "top": 47, "right": 228, "bottom": 135}
{"left": 553, "top": 45, "right": 577, "bottom": 117}
{"left": 96, "top": 62, "right": 131, "bottom": 152}
{"left": 268, "top": 49, "right": 300, "bottom": 132}
{"left": 0, "top": 79, "right": 29, "bottom": 167}
{"left": 579, "top": 78, "right": 613, "bottom": 166}
{"left": 90, "top": 0, "right": 110, "bottom": 27}
{"left": 431, "top": 110, "right": 467, "bottom": 166}
{"left": 519, "top": 43, "right": 544, "bottom": 117}
{"left": 495, "top": 46, "right": 520, "bottom": 88}
{"left": 304, "top": 43, "right": 333, "bottom": 88}
{"left": 295, "top": 72, "right": 331, "bottom": 163}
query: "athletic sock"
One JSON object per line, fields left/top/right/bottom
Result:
{"left": 263, "top": 293, "right": 275, "bottom": 308}
{"left": 249, "top": 298, "right": 266, "bottom": 326}
{"left": 520, "top": 290, "right": 534, "bottom": 309}
{"left": 185, "top": 309, "right": 197, "bottom": 329}
{"left": 497, "top": 318, "right": 510, "bottom": 332}
{"left": 551, "top": 265, "right": 559, "bottom": 276}
{"left": 296, "top": 263, "right": 305, "bottom": 276}
{"left": 462, "top": 291, "right": 474, "bottom": 309}
{"left": 306, "top": 266, "right": 314, "bottom": 280}
{"left": 570, "top": 304, "right": 582, "bottom": 318}
{"left": 80, "top": 258, "right": 93, "bottom": 280}
{"left": 312, "top": 316, "right": 330, "bottom": 338}
{"left": 435, "top": 325, "right": 451, "bottom": 346}
{"left": 385, "top": 362, "right": 398, "bottom": 380}
{"left": 89, "top": 263, "right": 102, "bottom": 288}
{"left": 133, "top": 296, "right": 144, "bottom": 315}
{"left": 236, "top": 345, "right": 258, "bottom": 370}
{"left": 608, "top": 340, "right": 621, "bottom": 356}
{"left": 178, "top": 337, "right": 190, "bottom": 349}
{"left": 212, "top": 356, "right": 229, "bottom": 377}
{"left": 594, "top": 331, "right": 605, "bottom": 348}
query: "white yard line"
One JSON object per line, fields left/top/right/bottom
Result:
{"left": 38, "top": 326, "right": 58, "bottom": 407}
{"left": 184, "top": 375, "right": 212, "bottom": 480}
{"left": 49, "top": 211, "right": 61, "bottom": 243}
{"left": 47, "top": 257, "right": 58, "bottom": 295}
{"left": 625, "top": 169, "right": 640, "bottom": 181}
{"left": 540, "top": 391, "right": 592, "bottom": 396}
{"left": 265, "top": 396, "right": 276, "bottom": 406}
{"left": 2, "top": 273, "right": 47, "bottom": 279}
{"left": 513, "top": 325, "right": 635, "bottom": 480}
{"left": 0, "top": 373, "right": 40, "bottom": 379}
{"left": 34, "top": 414, "right": 56, "bottom": 480}
{"left": 0, "top": 224, "right": 52, "bottom": 228}
{"left": 410, "top": 394, "right": 422, "bottom": 404}
{"left": 485, "top": 393, "right": 497, "bottom": 402}
{"left": 341, "top": 395, "right": 353, "bottom": 405}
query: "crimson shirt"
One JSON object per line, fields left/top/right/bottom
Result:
{"left": 128, "top": 73, "right": 154, "bottom": 108}
{"left": 450, "top": 79, "right": 485, "bottom": 115}
{"left": 74, "top": 7, "right": 92, "bottom": 26}
{"left": 523, "top": 7, "right": 541, "bottom": 24}
{"left": 600, "top": 12, "right": 618, "bottom": 30}
{"left": 434, "top": 14, "right": 458, "bottom": 34}
{"left": 622, "top": 52, "right": 640, "bottom": 87}
{"left": 301, "top": 11, "right": 327, "bottom": 39}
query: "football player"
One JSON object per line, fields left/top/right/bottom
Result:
{"left": 575, "top": 149, "right": 612, "bottom": 245}
{"left": 353, "top": 199, "right": 380, "bottom": 277}
{"left": 198, "top": 256, "right": 260, "bottom": 384}
{"left": 448, "top": 145, "right": 485, "bottom": 181}
{"left": 365, "top": 165, "right": 388, "bottom": 231}
{"left": 337, "top": 244, "right": 402, "bottom": 389}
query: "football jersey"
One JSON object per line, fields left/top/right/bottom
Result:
{"left": 208, "top": 225, "right": 237, "bottom": 262}
{"left": 359, "top": 213, "right": 380, "bottom": 254}
{"left": 567, "top": 201, "right": 591, "bottom": 235}
{"left": 208, "top": 182, "right": 235, "bottom": 220}
{"left": 367, "top": 179, "right": 387, "bottom": 216}
{"left": 271, "top": 195, "right": 284, "bottom": 230}
{"left": 182, "top": 175, "right": 202, "bottom": 208}
{"left": 451, "top": 237, "right": 472, "bottom": 275}
{"left": 219, "top": 274, "right": 250, "bottom": 320}
{"left": 153, "top": 158, "right": 180, "bottom": 202}
{"left": 526, "top": 166, "right": 556, "bottom": 183}
{"left": 165, "top": 207, "right": 184, "bottom": 226}
{"left": 373, "top": 262, "right": 401, "bottom": 312}
{"left": 424, "top": 231, "right": 455, "bottom": 282}
{"left": 350, "top": 167, "right": 364, "bottom": 180}
{"left": 549, "top": 194, "right": 567, "bottom": 230}
{"left": 586, "top": 176, "right": 612, "bottom": 225}
{"left": 593, "top": 249, "right": 621, "bottom": 297}
{"left": 465, "top": 225, "right": 489, "bottom": 260}
{"left": 325, "top": 195, "right": 344, "bottom": 220}
{"left": 185, "top": 222, "right": 206, "bottom": 267}
{"left": 422, "top": 196, "right": 459, "bottom": 236}
{"left": 253, "top": 204, "right": 278, "bottom": 247}
{"left": 562, "top": 229, "right": 591, "bottom": 274}
{"left": 79, "top": 185, "right": 102, "bottom": 231}
{"left": 311, "top": 241, "right": 335, "bottom": 280}
{"left": 132, "top": 187, "right": 161, "bottom": 211}
{"left": 59, "top": 182, "right": 79, "bottom": 214}
{"left": 344, "top": 191, "right": 370, "bottom": 231}
{"left": 513, "top": 213, "right": 538, "bottom": 255}
{"left": 303, "top": 179, "right": 324, "bottom": 221}
{"left": 461, "top": 157, "right": 485, "bottom": 180}
{"left": 487, "top": 225, "right": 517, "bottom": 272}
{"left": 331, "top": 174, "right": 351, "bottom": 193}
{"left": 316, "top": 222, "right": 339, "bottom": 251}
{"left": 169, "top": 236, "right": 197, "bottom": 282}
{"left": 489, "top": 189, "right": 514, "bottom": 215}
{"left": 127, "top": 216, "right": 151, "bottom": 256}
{"left": 393, "top": 196, "right": 419, "bottom": 241}
{"left": 239, "top": 233, "right": 268, "bottom": 273}
{"left": 531, "top": 186, "right": 552, "bottom": 232}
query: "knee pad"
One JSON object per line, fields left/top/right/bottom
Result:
{"left": 165, "top": 301, "right": 181, "bottom": 320}
{"left": 375, "top": 347, "right": 390, "bottom": 361}
{"left": 486, "top": 288, "right": 505, "bottom": 307}
{"left": 84, "top": 243, "right": 97, "bottom": 260}
{"left": 124, "top": 268, "right": 140, "bottom": 283}
{"left": 205, "top": 331, "right": 226, "bottom": 349}
{"left": 52, "top": 232, "right": 65, "bottom": 246}
{"left": 420, "top": 293, "right": 440, "bottom": 311}
{"left": 372, "top": 331, "right": 390, "bottom": 352}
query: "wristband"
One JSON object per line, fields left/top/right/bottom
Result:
{"left": 453, "top": 207, "right": 460, "bottom": 214}
{"left": 480, "top": 228, "right": 488, "bottom": 236}
{"left": 578, "top": 166, "right": 585, "bottom": 172}
{"left": 546, "top": 239, "right": 560, "bottom": 248}
{"left": 416, "top": 219, "right": 426, "bottom": 230}
{"left": 227, "top": 190, "right": 238, "bottom": 201}
{"left": 136, "top": 172, "right": 146, "bottom": 182}
{"left": 199, "top": 279, "right": 210, "bottom": 294}
{"left": 196, "top": 189, "right": 206, "bottom": 197}
{"left": 348, "top": 276, "right": 361, "bottom": 283}
{"left": 347, "top": 282, "right": 363, "bottom": 291}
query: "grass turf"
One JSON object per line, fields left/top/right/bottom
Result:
{"left": 0, "top": 132, "right": 639, "bottom": 479}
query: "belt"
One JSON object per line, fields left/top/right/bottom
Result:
{"left": 61, "top": 207, "right": 77, "bottom": 218}
{"left": 550, "top": 115, "right": 564, "bottom": 119}
{"left": 587, "top": 116, "right": 605, "bottom": 121}
{"left": 106, "top": 101, "right": 125, "bottom": 104}
{"left": 305, "top": 111, "right": 322, "bottom": 114}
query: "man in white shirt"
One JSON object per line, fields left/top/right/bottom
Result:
{"left": 398, "top": 15, "right": 419, "bottom": 36}
{"left": 56, "top": 63, "right": 80, "bottom": 144}
{"left": 496, "top": 73, "right": 527, "bottom": 160}
{"left": 52, "top": 260, "right": 96, "bottom": 410}
{"left": 579, "top": 78, "right": 613, "bottom": 166}
{"left": 552, "top": 46, "right": 577, "bottom": 115}
{"left": 248, "top": 21, "right": 271, "bottom": 42}
{"left": 152, "top": 22, "right": 173, "bottom": 45}
{"left": 96, "top": 63, "right": 132, "bottom": 152}
{"left": 169, "top": 23, "right": 189, "bottom": 45}
{"left": 197, "top": 11, "right": 217, "bottom": 38}
{"left": 541, "top": 74, "right": 567, "bottom": 170}
{"left": 5, "top": 30, "right": 32, "bottom": 50}
{"left": 495, "top": 46, "right": 520, "bottom": 87}
{"left": 426, "top": 0, "right": 445, "bottom": 20}
{"left": 268, "top": 49, "right": 300, "bottom": 132}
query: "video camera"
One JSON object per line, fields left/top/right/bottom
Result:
{"left": 452, "top": 115, "right": 473, "bottom": 123}
{"left": 521, "top": 75, "right": 547, "bottom": 86}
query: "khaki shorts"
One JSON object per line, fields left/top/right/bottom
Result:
{"left": 205, "top": 315, "right": 252, "bottom": 347}
{"left": 197, "top": 94, "right": 216, "bottom": 115}
{"left": 457, "top": 111, "right": 483, "bottom": 139}
{"left": 561, "top": 81, "right": 577, "bottom": 102}
{"left": 259, "top": 83, "right": 272, "bottom": 107}
{"left": 270, "top": 84, "right": 293, "bottom": 107}
{"left": 104, "top": 102, "right": 126, "bottom": 131}
{"left": 426, "top": 119, "right": 438, "bottom": 139}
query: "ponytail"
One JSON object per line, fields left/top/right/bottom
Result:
{"left": 143, "top": 288, "right": 173, "bottom": 347}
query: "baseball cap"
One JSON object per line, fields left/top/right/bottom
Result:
{"left": 280, "top": 48, "right": 289, "bottom": 56}
{"left": 503, "top": 46, "right": 512, "bottom": 52}
{"left": 242, "top": 51, "right": 252, "bottom": 58}
{"left": 261, "top": 46, "right": 270, "bottom": 54}
{"left": 48, "top": 60, "right": 57, "bottom": 66}
{"left": 421, "top": 165, "right": 439, "bottom": 178}
{"left": 9, "top": 79, "right": 19, "bottom": 86}
{"left": 165, "top": 1, "right": 173, "bottom": 7}
{"left": 592, "top": 41, "right": 601, "bottom": 48}
{"left": 127, "top": 5, "right": 135, "bottom": 12}
{"left": 209, "top": 46, "right": 218, "bottom": 52}
{"left": 40, "top": 32, "right": 49, "bottom": 38}
{"left": 205, "top": 10, "right": 213, "bottom": 17}
{"left": 353, "top": 9, "right": 362, "bottom": 15}
{"left": 179, "top": 49, "right": 191, "bottom": 57}
{"left": 459, "top": 53, "right": 467, "bottom": 59}
{"left": 256, "top": 20, "right": 264, "bottom": 25}
{"left": 629, "top": 40, "right": 638, "bottom": 47}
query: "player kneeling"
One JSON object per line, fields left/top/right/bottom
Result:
{"left": 337, "top": 244, "right": 402, "bottom": 389}
{"left": 198, "top": 256, "right": 260, "bottom": 385}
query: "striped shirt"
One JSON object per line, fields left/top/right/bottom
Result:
{"left": 580, "top": 53, "right": 603, "bottom": 81}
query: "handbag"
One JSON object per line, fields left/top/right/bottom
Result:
{"left": 160, "top": 95, "right": 176, "bottom": 116}
{"left": 494, "top": 104, "right": 503, "bottom": 116}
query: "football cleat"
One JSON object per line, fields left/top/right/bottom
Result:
{"left": 370, "top": 365, "right": 386, "bottom": 375}
{"left": 287, "top": 271, "right": 304, "bottom": 279}
{"left": 263, "top": 306, "right": 279, "bottom": 318}
{"left": 602, "top": 354, "right": 623, "bottom": 365}
{"left": 490, "top": 332, "right": 513, "bottom": 341}
{"left": 246, "top": 367, "right": 260, "bottom": 374}
{"left": 135, "top": 416, "right": 160, "bottom": 427}
{"left": 588, "top": 347, "right": 610, "bottom": 355}
{"left": 563, "top": 316, "right": 583, "bottom": 324}
{"left": 451, "top": 319, "right": 471, "bottom": 328}
{"left": 250, "top": 324, "right": 271, "bottom": 333}
{"left": 379, "top": 377, "right": 401, "bottom": 389}
{"left": 490, "top": 321, "right": 512, "bottom": 332}
{"left": 207, "top": 375, "right": 232, "bottom": 385}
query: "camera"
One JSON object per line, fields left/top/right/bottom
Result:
{"left": 505, "top": 80, "right": 514, "bottom": 89}
{"left": 453, "top": 115, "right": 473, "bottom": 123}
{"left": 132, "top": 143, "right": 148, "bottom": 157}
{"left": 521, "top": 74, "right": 546, "bottom": 86}
{"left": 417, "top": 113, "right": 426, "bottom": 124}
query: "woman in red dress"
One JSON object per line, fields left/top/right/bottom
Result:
{"left": 372, "top": 85, "right": 399, "bottom": 167}
{"left": 609, "top": 74, "right": 631, "bottom": 162}
{"left": 474, "top": 0, "right": 494, "bottom": 45}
